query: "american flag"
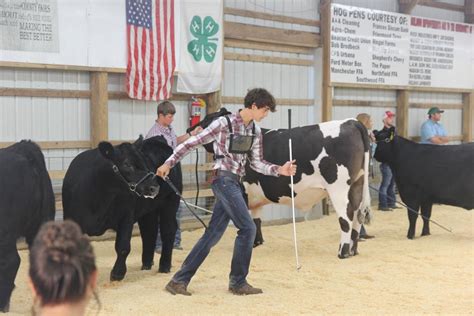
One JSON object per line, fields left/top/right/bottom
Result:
{"left": 126, "top": 0, "right": 175, "bottom": 100}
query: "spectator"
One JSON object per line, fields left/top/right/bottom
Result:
{"left": 377, "top": 111, "right": 400, "bottom": 211}
{"left": 356, "top": 113, "right": 375, "bottom": 240}
{"left": 420, "top": 107, "right": 448, "bottom": 145}
{"left": 145, "top": 101, "right": 203, "bottom": 253}
{"left": 29, "top": 220, "right": 98, "bottom": 316}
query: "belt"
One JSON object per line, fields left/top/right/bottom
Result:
{"left": 214, "top": 169, "right": 243, "bottom": 183}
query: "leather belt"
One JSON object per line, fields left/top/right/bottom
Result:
{"left": 214, "top": 169, "right": 243, "bottom": 183}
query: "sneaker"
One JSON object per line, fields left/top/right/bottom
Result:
{"left": 174, "top": 245, "right": 183, "bottom": 250}
{"left": 361, "top": 234, "right": 375, "bottom": 239}
{"left": 165, "top": 280, "right": 192, "bottom": 296}
{"left": 155, "top": 247, "right": 161, "bottom": 254}
{"left": 229, "top": 283, "right": 263, "bottom": 296}
{"left": 379, "top": 207, "right": 393, "bottom": 212}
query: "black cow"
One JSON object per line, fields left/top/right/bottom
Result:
{"left": 190, "top": 111, "right": 372, "bottom": 259}
{"left": 63, "top": 136, "right": 182, "bottom": 281}
{"left": 374, "top": 127, "right": 474, "bottom": 239}
{"left": 0, "top": 141, "right": 55, "bottom": 312}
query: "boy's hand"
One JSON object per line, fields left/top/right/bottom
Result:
{"left": 156, "top": 163, "right": 171, "bottom": 178}
{"left": 278, "top": 160, "right": 297, "bottom": 176}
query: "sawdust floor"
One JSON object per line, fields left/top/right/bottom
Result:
{"left": 9, "top": 205, "right": 473, "bottom": 315}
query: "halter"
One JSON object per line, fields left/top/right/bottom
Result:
{"left": 111, "top": 164, "right": 156, "bottom": 197}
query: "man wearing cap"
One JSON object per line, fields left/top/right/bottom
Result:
{"left": 378, "top": 111, "right": 399, "bottom": 211}
{"left": 420, "top": 107, "right": 448, "bottom": 145}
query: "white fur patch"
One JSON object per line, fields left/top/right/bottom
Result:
{"left": 319, "top": 119, "right": 353, "bottom": 138}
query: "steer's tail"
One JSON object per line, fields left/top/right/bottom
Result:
{"left": 355, "top": 121, "right": 372, "bottom": 225}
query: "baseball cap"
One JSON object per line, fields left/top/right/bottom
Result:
{"left": 427, "top": 107, "right": 444, "bottom": 115}
{"left": 383, "top": 111, "right": 396, "bottom": 119}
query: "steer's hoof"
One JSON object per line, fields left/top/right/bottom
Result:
{"left": 110, "top": 271, "right": 125, "bottom": 282}
{"left": 0, "top": 302, "right": 10, "bottom": 313}
{"left": 158, "top": 266, "right": 171, "bottom": 273}
{"left": 338, "top": 253, "right": 351, "bottom": 259}
{"left": 141, "top": 261, "right": 154, "bottom": 270}
{"left": 421, "top": 232, "right": 431, "bottom": 237}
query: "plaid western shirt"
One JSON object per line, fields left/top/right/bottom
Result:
{"left": 165, "top": 111, "right": 280, "bottom": 177}
{"left": 145, "top": 121, "right": 177, "bottom": 149}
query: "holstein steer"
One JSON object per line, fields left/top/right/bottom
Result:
{"left": 63, "top": 136, "right": 182, "bottom": 281}
{"left": 0, "top": 141, "right": 55, "bottom": 312}
{"left": 190, "top": 113, "right": 372, "bottom": 259}
{"left": 374, "top": 127, "right": 474, "bottom": 239}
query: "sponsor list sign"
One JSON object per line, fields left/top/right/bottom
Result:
{"left": 0, "top": 0, "right": 59, "bottom": 52}
{"left": 330, "top": 4, "right": 473, "bottom": 90}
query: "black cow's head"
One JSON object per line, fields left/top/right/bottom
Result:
{"left": 186, "top": 107, "right": 231, "bottom": 153}
{"left": 98, "top": 136, "right": 159, "bottom": 198}
{"left": 373, "top": 127, "right": 396, "bottom": 164}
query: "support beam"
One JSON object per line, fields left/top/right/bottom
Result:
{"left": 466, "top": 0, "right": 474, "bottom": 23}
{"left": 320, "top": 0, "right": 332, "bottom": 216}
{"left": 224, "top": 21, "right": 320, "bottom": 48}
{"left": 462, "top": 92, "right": 473, "bottom": 143}
{"left": 396, "top": 90, "right": 409, "bottom": 138}
{"left": 418, "top": 0, "right": 465, "bottom": 12}
{"left": 320, "top": 0, "right": 332, "bottom": 123}
{"left": 399, "top": 0, "right": 420, "bottom": 14}
{"left": 90, "top": 72, "right": 109, "bottom": 148}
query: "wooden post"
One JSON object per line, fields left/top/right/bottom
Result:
{"left": 90, "top": 72, "right": 109, "bottom": 148}
{"left": 399, "top": 0, "right": 420, "bottom": 14}
{"left": 396, "top": 90, "right": 409, "bottom": 138}
{"left": 465, "top": 0, "right": 474, "bottom": 23}
{"left": 320, "top": 0, "right": 332, "bottom": 123}
{"left": 462, "top": 92, "right": 473, "bottom": 143}
{"left": 319, "top": 0, "right": 332, "bottom": 215}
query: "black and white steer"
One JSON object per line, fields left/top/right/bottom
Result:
{"left": 190, "top": 114, "right": 372, "bottom": 259}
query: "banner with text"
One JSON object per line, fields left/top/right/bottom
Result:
{"left": 0, "top": 0, "right": 59, "bottom": 52}
{"left": 330, "top": 4, "right": 473, "bottom": 90}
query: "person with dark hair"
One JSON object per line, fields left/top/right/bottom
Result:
{"left": 156, "top": 88, "right": 296, "bottom": 296}
{"left": 28, "top": 220, "right": 98, "bottom": 316}
{"left": 146, "top": 101, "right": 203, "bottom": 253}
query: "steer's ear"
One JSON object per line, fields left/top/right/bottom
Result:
{"left": 133, "top": 135, "right": 144, "bottom": 149}
{"left": 98, "top": 142, "right": 115, "bottom": 160}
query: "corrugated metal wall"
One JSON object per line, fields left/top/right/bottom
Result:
{"left": 0, "top": 68, "right": 90, "bottom": 170}
{"left": 0, "top": 0, "right": 471, "bottom": 222}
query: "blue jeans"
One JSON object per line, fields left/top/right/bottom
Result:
{"left": 156, "top": 207, "right": 182, "bottom": 249}
{"left": 378, "top": 163, "right": 396, "bottom": 208}
{"left": 172, "top": 175, "right": 256, "bottom": 288}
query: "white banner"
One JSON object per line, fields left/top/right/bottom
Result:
{"left": 330, "top": 4, "right": 473, "bottom": 89}
{"left": 176, "top": 0, "right": 223, "bottom": 94}
{"left": 0, "top": 0, "right": 59, "bottom": 52}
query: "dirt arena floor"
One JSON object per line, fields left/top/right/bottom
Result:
{"left": 9, "top": 205, "right": 473, "bottom": 315}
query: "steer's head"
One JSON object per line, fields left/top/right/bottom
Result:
{"left": 373, "top": 127, "right": 396, "bottom": 164}
{"left": 98, "top": 137, "right": 159, "bottom": 198}
{"left": 186, "top": 107, "right": 231, "bottom": 153}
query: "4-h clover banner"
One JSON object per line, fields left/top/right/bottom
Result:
{"left": 176, "top": 0, "right": 223, "bottom": 94}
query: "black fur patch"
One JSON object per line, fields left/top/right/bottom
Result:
{"left": 338, "top": 217, "right": 350, "bottom": 233}
{"left": 319, "top": 156, "right": 338, "bottom": 184}
{"left": 351, "top": 228, "right": 359, "bottom": 241}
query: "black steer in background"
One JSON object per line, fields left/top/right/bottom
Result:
{"left": 63, "top": 136, "right": 182, "bottom": 281}
{"left": 0, "top": 141, "right": 55, "bottom": 313}
{"left": 189, "top": 109, "right": 372, "bottom": 259}
{"left": 373, "top": 127, "right": 474, "bottom": 239}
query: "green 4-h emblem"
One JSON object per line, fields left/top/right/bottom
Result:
{"left": 187, "top": 16, "right": 219, "bottom": 63}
